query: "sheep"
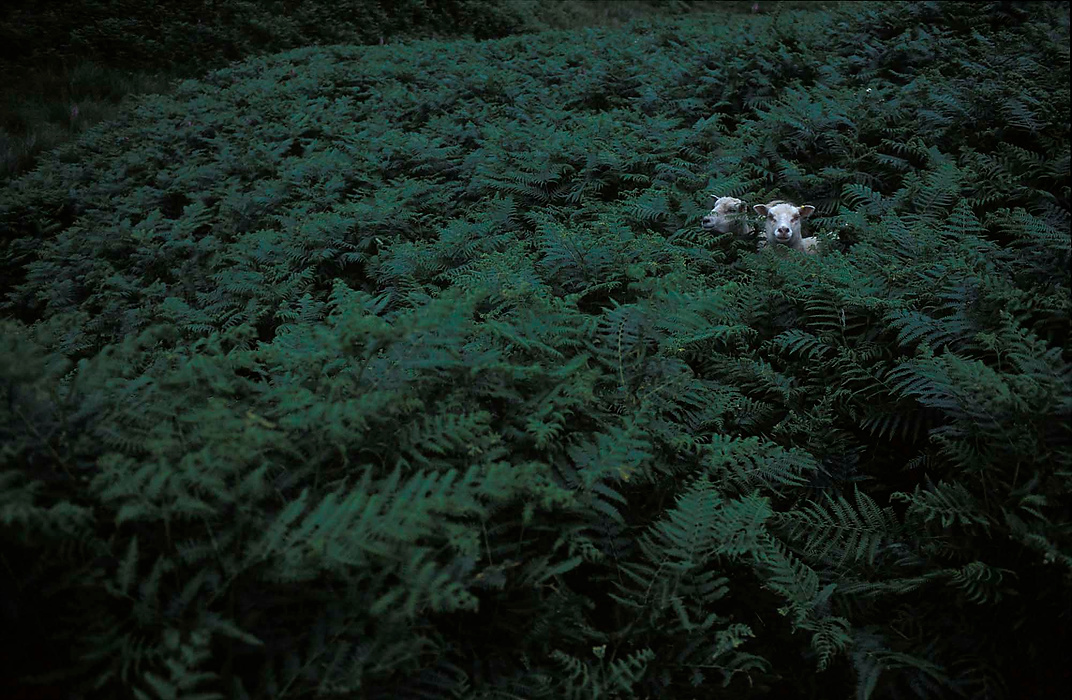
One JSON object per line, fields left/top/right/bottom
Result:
{"left": 702, "top": 195, "right": 752, "bottom": 236}
{"left": 754, "top": 200, "right": 819, "bottom": 254}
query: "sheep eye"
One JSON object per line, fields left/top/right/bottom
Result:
{"left": 791, "top": 216, "right": 799, "bottom": 222}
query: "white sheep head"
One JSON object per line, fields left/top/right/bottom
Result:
{"left": 702, "top": 195, "right": 750, "bottom": 233}
{"left": 754, "top": 200, "right": 816, "bottom": 250}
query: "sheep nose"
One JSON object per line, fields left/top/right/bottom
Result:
{"left": 777, "top": 226, "right": 790, "bottom": 235}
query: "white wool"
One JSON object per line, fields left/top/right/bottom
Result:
{"left": 702, "top": 195, "right": 752, "bottom": 236}
{"left": 753, "top": 200, "right": 819, "bottom": 254}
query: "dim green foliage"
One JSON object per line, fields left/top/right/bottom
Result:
{"left": 0, "top": 0, "right": 534, "bottom": 73}
{"left": 0, "top": 0, "right": 776, "bottom": 76}
{"left": 0, "top": 1, "right": 828, "bottom": 184}
{"left": 1, "top": 2, "right": 1069, "bottom": 698}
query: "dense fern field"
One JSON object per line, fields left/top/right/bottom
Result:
{"left": 1, "top": 2, "right": 1069, "bottom": 698}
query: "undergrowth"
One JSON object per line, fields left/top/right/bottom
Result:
{"left": 0, "top": 2, "right": 1069, "bottom": 698}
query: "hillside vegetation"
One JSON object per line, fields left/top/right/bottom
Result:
{"left": 0, "top": 0, "right": 802, "bottom": 182}
{"left": 1, "top": 2, "right": 1069, "bottom": 698}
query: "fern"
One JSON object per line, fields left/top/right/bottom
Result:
{"left": 781, "top": 486, "right": 902, "bottom": 568}
{"left": 1, "top": 2, "right": 1068, "bottom": 697}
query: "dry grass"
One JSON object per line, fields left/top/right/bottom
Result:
{"left": 0, "top": 60, "right": 175, "bottom": 183}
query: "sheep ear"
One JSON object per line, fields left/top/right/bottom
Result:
{"left": 800, "top": 205, "right": 816, "bottom": 218}
{"left": 753, "top": 204, "right": 768, "bottom": 216}
{"left": 709, "top": 194, "right": 720, "bottom": 204}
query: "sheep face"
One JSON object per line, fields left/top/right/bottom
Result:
{"left": 702, "top": 196, "right": 749, "bottom": 233}
{"left": 754, "top": 200, "right": 815, "bottom": 247}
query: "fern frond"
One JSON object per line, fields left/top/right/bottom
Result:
{"left": 781, "top": 486, "right": 901, "bottom": 567}
{"left": 891, "top": 478, "right": 992, "bottom": 532}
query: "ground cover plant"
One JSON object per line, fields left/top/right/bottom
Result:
{"left": 1, "top": 0, "right": 802, "bottom": 184}
{"left": 1, "top": 1, "right": 1069, "bottom": 698}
